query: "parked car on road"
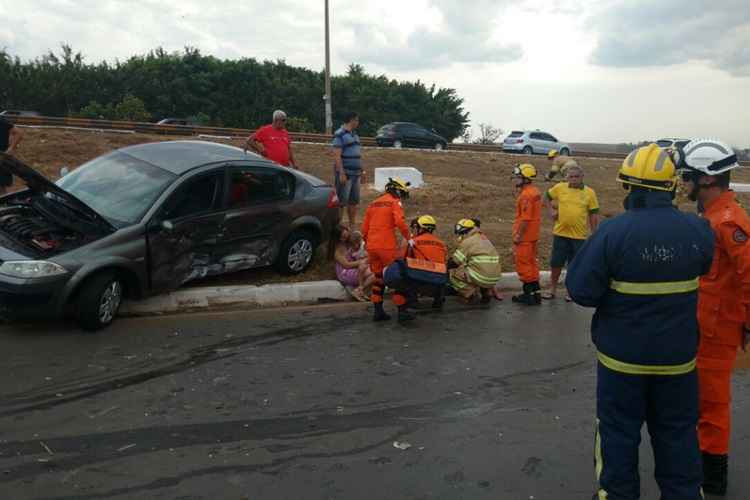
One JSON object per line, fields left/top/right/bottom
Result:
{"left": 375, "top": 122, "right": 448, "bottom": 150}
{"left": 0, "top": 141, "right": 339, "bottom": 330}
{"left": 157, "top": 118, "right": 195, "bottom": 126}
{"left": 656, "top": 138, "right": 690, "bottom": 150}
{"left": 502, "top": 130, "right": 571, "bottom": 156}
{"left": 0, "top": 110, "right": 41, "bottom": 117}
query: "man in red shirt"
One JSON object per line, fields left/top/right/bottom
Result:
{"left": 244, "top": 110, "right": 297, "bottom": 168}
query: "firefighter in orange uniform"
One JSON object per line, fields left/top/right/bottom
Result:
{"left": 678, "top": 139, "right": 750, "bottom": 495}
{"left": 361, "top": 177, "right": 411, "bottom": 322}
{"left": 511, "top": 163, "right": 543, "bottom": 305}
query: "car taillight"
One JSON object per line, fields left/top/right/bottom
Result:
{"left": 516, "top": 139, "right": 524, "bottom": 143}
{"left": 327, "top": 190, "right": 340, "bottom": 208}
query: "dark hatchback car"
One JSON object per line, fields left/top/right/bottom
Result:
{"left": 0, "top": 141, "right": 339, "bottom": 330}
{"left": 376, "top": 122, "right": 448, "bottom": 150}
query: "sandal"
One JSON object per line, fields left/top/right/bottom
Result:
{"left": 565, "top": 295, "right": 573, "bottom": 303}
{"left": 541, "top": 292, "right": 556, "bottom": 300}
{"left": 352, "top": 288, "right": 368, "bottom": 302}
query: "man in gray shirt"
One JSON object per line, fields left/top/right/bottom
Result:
{"left": 332, "top": 112, "right": 365, "bottom": 227}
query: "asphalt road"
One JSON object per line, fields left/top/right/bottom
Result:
{"left": 2, "top": 300, "right": 750, "bottom": 500}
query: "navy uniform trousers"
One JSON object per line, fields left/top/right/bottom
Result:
{"left": 596, "top": 363, "right": 703, "bottom": 500}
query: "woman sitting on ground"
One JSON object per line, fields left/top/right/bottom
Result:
{"left": 328, "top": 224, "right": 374, "bottom": 301}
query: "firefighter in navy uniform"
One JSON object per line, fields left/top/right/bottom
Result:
{"left": 566, "top": 144, "right": 715, "bottom": 500}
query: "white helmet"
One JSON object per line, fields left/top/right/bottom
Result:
{"left": 675, "top": 139, "right": 740, "bottom": 175}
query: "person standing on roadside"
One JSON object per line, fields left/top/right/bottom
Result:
{"left": 542, "top": 165, "right": 599, "bottom": 301}
{"left": 567, "top": 144, "right": 714, "bottom": 500}
{"left": 332, "top": 112, "right": 365, "bottom": 228}
{"left": 0, "top": 115, "right": 23, "bottom": 194}
{"left": 244, "top": 110, "right": 297, "bottom": 169}
{"left": 678, "top": 139, "right": 750, "bottom": 496}
{"left": 511, "top": 163, "right": 543, "bottom": 305}
{"left": 545, "top": 149, "right": 578, "bottom": 182}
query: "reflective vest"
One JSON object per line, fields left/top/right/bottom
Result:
{"left": 566, "top": 190, "right": 715, "bottom": 374}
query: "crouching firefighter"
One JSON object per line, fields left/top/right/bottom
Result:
{"left": 361, "top": 177, "right": 410, "bottom": 322}
{"left": 677, "top": 139, "right": 750, "bottom": 496}
{"left": 385, "top": 215, "right": 448, "bottom": 322}
{"left": 566, "top": 144, "right": 715, "bottom": 500}
{"left": 447, "top": 218, "right": 503, "bottom": 305}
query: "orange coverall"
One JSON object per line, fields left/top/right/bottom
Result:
{"left": 361, "top": 192, "right": 410, "bottom": 305}
{"left": 698, "top": 191, "right": 750, "bottom": 455}
{"left": 513, "top": 184, "right": 542, "bottom": 284}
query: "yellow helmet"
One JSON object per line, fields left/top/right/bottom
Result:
{"left": 548, "top": 150, "right": 559, "bottom": 159}
{"left": 512, "top": 163, "right": 537, "bottom": 180}
{"left": 454, "top": 218, "right": 477, "bottom": 236}
{"left": 618, "top": 144, "right": 677, "bottom": 192}
{"left": 414, "top": 215, "right": 437, "bottom": 232}
{"left": 385, "top": 177, "right": 411, "bottom": 198}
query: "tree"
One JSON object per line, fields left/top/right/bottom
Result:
{"left": 2, "top": 46, "right": 471, "bottom": 139}
{"left": 114, "top": 94, "right": 151, "bottom": 122}
{"left": 474, "top": 123, "right": 503, "bottom": 145}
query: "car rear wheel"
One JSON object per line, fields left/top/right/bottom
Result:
{"left": 434, "top": 142, "right": 444, "bottom": 151}
{"left": 77, "top": 271, "right": 124, "bottom": 331}
{"left": 393, "top": 140, "right": 403, "bottom": 149}
{"left": 560, "top": 148, "right": 570, "bottom": 156}
{"left": 277, "top": 230, "right": 318, "bottom": 275}
{"left": 522, "top": 146, "right": 533, "bottom": 155}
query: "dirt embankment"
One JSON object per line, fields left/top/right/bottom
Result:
{"left": 10, "top": 128, "right": 750, "bottom": 286}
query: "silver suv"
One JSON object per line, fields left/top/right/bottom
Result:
{"left": 502, "top": 130, "right": 572, "bottom": 156}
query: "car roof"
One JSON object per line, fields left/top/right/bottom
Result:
{"left": 118, "top": 140, "right": 258, "bottom": 175}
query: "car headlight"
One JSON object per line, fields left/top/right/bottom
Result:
{"left": 0, "top": 261, "right": 68, "bottom": 278}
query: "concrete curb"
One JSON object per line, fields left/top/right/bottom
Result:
{"left": 119, "top": 271, "right": 566, "bottom": 317}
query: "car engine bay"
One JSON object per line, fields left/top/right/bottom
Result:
{"left": 0, "top": 204, "right": 93, "bottom": 256}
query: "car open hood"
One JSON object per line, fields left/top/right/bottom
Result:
{"left": 0, "top": 153, "right": 114, "bottom": 231}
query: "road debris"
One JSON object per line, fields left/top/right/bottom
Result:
{"left": 117, "top": 444, "right": 136, "bottom": 452}
{"left": 393, "top": 441, "right": 412, "bottom": 450}
{"left": 39, "top": 441, "right": 54, "bottom": 455}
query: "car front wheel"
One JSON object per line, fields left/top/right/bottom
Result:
{"left": 77, "top": 271, "right": 124, "bottom": 331}
{"left": 434, "top": 142, "right": 444, "bottom": 151}
{"left": 560, "top": 148, "right": 570, "bottom": 156}
{"left": 393, "top": 140, "right": 403, "bottom": 149}
{"left": 522, "top": 146, "right": 533, "bottom": 155}
{"left": 277, "top": 230, "right": 318, "bottom": 275}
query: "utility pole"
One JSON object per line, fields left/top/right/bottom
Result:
{"left": 324, "top": 0, "right": 333, "bottom": 135}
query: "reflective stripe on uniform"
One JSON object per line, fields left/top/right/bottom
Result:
{"left": 595, "top": 419, "right": 608, "bottom": 500}
{"left": 467, "top": 267, "right": 501, "bottom": 287}
{"left": 469, "top": 255, "right": 500, "bottom": 264}
{"left": 609, "top": 278, "right": 699, "bottom": 295}
{"left": 597, "top": 351, "right": 696, "bottom": 376}
{"left": 449, "top": 274, "right": 468, "bottom": 289}
{"left": 453, "top": 250, "right": 467, "bottom": 264}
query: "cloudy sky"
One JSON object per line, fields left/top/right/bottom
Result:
{"left": 1, "top": 0, "right": 749, "bottom": 145}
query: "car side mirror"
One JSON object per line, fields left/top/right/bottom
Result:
{"left": 161, "top": 220, "right": 175, "bottom": 232}
{"left": 59, "top": 167, "right": 70, "bottom": 178}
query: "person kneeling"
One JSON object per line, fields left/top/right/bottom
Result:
{"left": 447, "top": 219, "right": 503, "bottom": 305}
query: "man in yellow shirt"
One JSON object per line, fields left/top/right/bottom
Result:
{"left": 543, "top": 165, "right": 599, "bottom": 300}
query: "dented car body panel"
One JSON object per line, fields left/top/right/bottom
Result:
{"left": 0, "top": 142, "right": 338, "bottom": 321}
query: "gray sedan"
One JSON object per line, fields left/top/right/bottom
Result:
{"left": 0, "top": 141, "right": 339, "bottom": 330}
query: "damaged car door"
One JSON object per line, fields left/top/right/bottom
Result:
{"left": 146, "top": 169, "right": 227, "bottom": 291}
{"left": 216, "top": 163, "right": 295, "bottom": 272}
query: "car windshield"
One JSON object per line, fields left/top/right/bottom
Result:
{"left": 57, "top": 151, "right": 176, "bottom": 226}
{"left": 656, "top": 140, "right": 673, "bottom": 148}
{"left": 508, "top": 131, "right": 523, "bottom": 137}
{"left": 377, "top": 125, "right": 394, "bottom": 134}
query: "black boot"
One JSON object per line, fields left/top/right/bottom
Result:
{"left": 512, "top": 283, "right": 534, "bottom": 304}
{"left": 432, "top": 288, "right": 445, "bottom": 311}
{"left": 702, "top": 452, "right": 728, "bottom": 496}
{"left": 479, "top": 288, "right": 492, "bottom": 306}
{"left": 443, "top": 284, "right": 459, "bottom": 296}
{"left": 529, "top": 281, "right": 542, "bottom": 306}
{"left": 397, "top": 305, "right": 416, "bottom": 324}
{"left": 373, "top": 302, "right": 391, "bottom": 322}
